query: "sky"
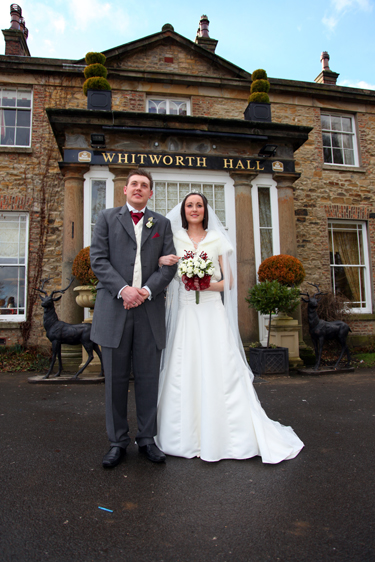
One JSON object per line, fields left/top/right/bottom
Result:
{"left": 1, "top": 0, "right": 375, "bottom": 89}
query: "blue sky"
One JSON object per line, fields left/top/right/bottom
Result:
{"left": 1, "top": 0, "right": 374, "bottom": 89}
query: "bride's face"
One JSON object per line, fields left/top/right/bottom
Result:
{"left": 184, "top": 195, "right": 205, "bottom": 225}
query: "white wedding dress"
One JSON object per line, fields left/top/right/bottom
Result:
{"left": 155, "top": 228, "right": 304, "bottom": 463}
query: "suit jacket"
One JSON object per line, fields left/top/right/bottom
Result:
{"left": 90, "top": 205, "right": 177, "bottom": 350}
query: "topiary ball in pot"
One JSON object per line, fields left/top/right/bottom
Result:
{"left": 258, "top": 254, "right": 305, "bottom": 287}
{"left": 248, "top": 68, "right": 270, "bottom": 104}
{"left": 72, "top": 247, "right": 98, "bottom": 286}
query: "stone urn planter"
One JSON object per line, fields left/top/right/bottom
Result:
{"left": 248, "top": 346, "right": 289, "bottom": 375}
{"left": 73, "top": 285, "right": 100, "bottom": 374}
{"left": 244, "top": 102, "right": 272, "bottom": 122}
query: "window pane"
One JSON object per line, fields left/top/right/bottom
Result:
{"left": 323, "top": 147, "right": 332, "bottom": 163}
{"left": 15, "top": 128, "right": 30, "bottom": 146}
{"left": 344, "top": 149, "right": 354, "bottom": 166}
{"left": 17, "top": 110, "right": 30, "bottom": 127}
{"left": 331, "top": 116, "right": 341, "bottom": 131}
{"left": 17, "top": 90, "right": 32, "bottom": 108}
{"left": 2, "top": 89, "right": 16, "bottom": 107}
{"left": 321, "top": 115, "right": 330, "bottom": 130}
{"left": 341, "top": 117, "right": 352, "bottom": 132}
{"left": 322, "top": 133, "right": 331, "bottom": 147}
{"left": 333, "top": 148, "right": 344, "bottom": 164}
{"left": 260, "top": 229, "right": 273, "bottom": 262}
{"left": 258, "top": 188, "right": 272, "bottom": 227}
{"left": 91, "top": 180, "right": 106, "bottom": 238}
{"left": 331, "top": 133, "right": 341, "bottom": 148}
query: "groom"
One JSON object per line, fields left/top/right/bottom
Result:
{"left": 90, "top": 169, "right": 177, "bottom": 467}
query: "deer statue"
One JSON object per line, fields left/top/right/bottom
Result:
{"left": 35, "top": 277, "right": 104, "bottom": 379}
{"left": 300, "top": 282, "right": 351, "bottom": 371}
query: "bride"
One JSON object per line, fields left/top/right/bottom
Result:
{"left": 155, "top": 192, "right": 304, "bottom": 463}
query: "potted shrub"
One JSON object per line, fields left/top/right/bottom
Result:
{"left": 83, "top": 52, "right": 112, "bottom": 110}
{"left": 246, "top": 280, "right": 300, "bottom": 375}
{"left": 244, "top": 68, "right": 272, "bottom": 122}
{"left": 72, "top": 246, "right": 98, "bottom": 310}
{"left": 255, "top": 254, "right": 306, "bottom": 367}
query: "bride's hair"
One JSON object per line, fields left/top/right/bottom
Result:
{"left": 180, "top": 192, "right": 209, "bottom": 229}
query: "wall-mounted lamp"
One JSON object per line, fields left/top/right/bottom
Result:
{"left": 258, "top": 144, "right": 277, "bottom": 158}
{"left": 91, "top": 134, "right": 106, "bottom": 149}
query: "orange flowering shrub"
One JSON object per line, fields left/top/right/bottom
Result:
{"left": 258, "top": 254, "right": 305, "bottom": 286}
{"left": 72, "top": 247, "right": 97, "bottom": 286}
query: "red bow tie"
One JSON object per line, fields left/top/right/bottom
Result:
{"left": 130, "top": 211, "right": 144, "bottom": 225}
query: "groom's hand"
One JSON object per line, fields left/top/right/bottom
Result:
{"left": 121, "top": 286, "right": 144, "bottom": 309}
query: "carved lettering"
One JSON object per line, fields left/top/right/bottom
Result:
{"left": 235, "top": 160, "right": 245, "bottom": 170}
{"left": 131, "top": 154, "right": 136, "bottom": 164}
{"left": 223, "top": 159, "right": 233, "bottom": 169}
{"left": 138, "top": 154, "right": 147, "bottom": 164}
{"left": 175, "top": 155, "right": 185, "bottom": 166}
{"left": 186, "top": 157, "right": 195, "bottom": 166}
{"left": 256, "top": 160, "right": 265, "bottom": 171}
{"left": 246, "top": 160, "right": 256, "bottom": 170}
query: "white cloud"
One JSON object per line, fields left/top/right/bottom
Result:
{"left": 339, "top": 79, "right": 375, "bottom": 90}
{"left": 67, "top": 0, "right": 112, "bottom": 30}
{"left": 323, "top": 0, "right": 373, "bottom": 31}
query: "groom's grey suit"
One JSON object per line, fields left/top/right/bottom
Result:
{"left": 90, "top": 204, "right": 176, "bottom": 448}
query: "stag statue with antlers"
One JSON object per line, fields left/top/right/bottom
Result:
{"left": 301, "top": 282, "right": 351, "bottom": 371}
{"left": 36, "top": 277, "right": 104, "bottom": 379}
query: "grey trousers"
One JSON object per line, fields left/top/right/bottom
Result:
{"left": 102, "top": 305, "right": 162, "bottom": 448}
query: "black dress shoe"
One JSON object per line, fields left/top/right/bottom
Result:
{"left": 138, "top": 443, "right": 166, "bottom": 463}
{"left": 102, "top": 446, "right": 126, "bottom": 468}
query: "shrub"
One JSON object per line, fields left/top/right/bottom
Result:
{"left": 248, "top": 68, "right": 270, "bottom": 104}
{"left": 72, "top": 247, "right": 97, "bottom": 286}
{"left": 248, "top": 91, "right": 270, "bottom": 104}
{"left": 258, "top": 254, "right": 305, "bottom": 286}
{"left": 85, "top": 52, "right": 106, "bottom": 65}
{"left": 83, "top": 76, "right": 111, "bottom": 96}
{"left": 84, "top": 63, "right": 108, "bottom": 80}
{"left": 250, "top": 79, "right": 270, "bottom": 93}
{"left": 252, "top": 68, "right": 267, "bottom": 81}
{"left": 246, "top": 280, "right": 300, "bottom": 347}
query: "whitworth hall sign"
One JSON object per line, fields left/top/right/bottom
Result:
{"left": 64, "top": 149, "right": 292, "bottom": 173}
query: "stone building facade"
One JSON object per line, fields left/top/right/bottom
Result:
{"left": 1, "top": 5, "right": 375, "bottom": 355}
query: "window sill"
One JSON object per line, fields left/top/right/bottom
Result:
{"left": 0, "top": 146, "right": 32, "bottom": 154}
{"left": 349, "top": 313, "right": 375, "bottom": 320}
{"left": 0, "top": 320, "right": 23, "bottom": 328}
{"left": 322, "top": 164, "right": 365, "bottom": 173}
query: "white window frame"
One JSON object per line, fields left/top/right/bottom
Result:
{"left": 0, "top": 212, "right": 29, "bottom": 322}
{"left": 251, "top": 174, "right": 280, "bottom": 345}
{"left": 321, "top": 112, "right": 359, "bottom": 167}
{"left": 328, "top": 219, "right": 372, "bottom": 314}
{"left": 83, "top": 167, "right": 114, "bottom": 247}
{"left": 0, "top": 87, "right": 33, "bottom": 148}
{"left": 146, "top": 96, "right": 191, "bottom": 116}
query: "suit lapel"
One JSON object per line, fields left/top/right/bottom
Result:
{"left": 141, "top": 208, "right": 158, "bottom": 247}
{"left": 117, "top": 205, "right": 136, "bottom": 242}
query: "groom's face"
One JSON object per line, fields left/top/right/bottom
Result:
{"left": 124, "top": 175, "right": 153, "bottom": 210}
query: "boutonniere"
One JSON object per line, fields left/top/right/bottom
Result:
{"left": 146, "top": 217, "right": 155, "bottom": 229}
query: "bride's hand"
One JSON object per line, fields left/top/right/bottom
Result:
{"left": 193, "top": 278, "right": 210, "bottom": 291}
{"left": 159, "top": 254, "right": 180, "bottom": 266}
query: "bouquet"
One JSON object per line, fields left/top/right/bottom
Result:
{"left": 178, "top": 250, "right": 215, "bottom": 304}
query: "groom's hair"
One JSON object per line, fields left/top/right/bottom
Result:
{"left": 180, "top": 192, "right": 209, "bottom": 230}
{"left": 126, "top": 169, "right": 153, "bottom": 190}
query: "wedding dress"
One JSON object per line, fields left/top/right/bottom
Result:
{"left": 155, "top": 224, "right": 304, "bottom": 463}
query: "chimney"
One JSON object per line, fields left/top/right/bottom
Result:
{"left": 195, "top": 15, "right": 218, "bottom": 53}
{"left": 314, "top": 51, "right": 339, "bottom": 85}
{"left": 2, "top": 4, "right": 30, "bottom": 56}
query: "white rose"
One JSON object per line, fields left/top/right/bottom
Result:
{"left": 200, "top": 262, "right": 207, "bottom": 269}
{"left": 186, "top": 272, "right": 193, "bottom": 278}
{"left": 197, "top": 270, "right": 204, "bottom": 278}
{"left": 207, "top": 268, "right": 214, "bottom": 275}
{"left": 193, "top": 268, "right": 199, "bottom": 275}
{"left": 187, "top": 266, "right": 193, "bottom": 274}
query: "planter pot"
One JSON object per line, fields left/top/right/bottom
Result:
{"left": 244, "top": 102, "right": 272, "bottom": 122}
{"left": 73, "top": 285, "right": 101, "bottom": 374}
{"left": 87, "top": 89, "right": 112, "bottom": 111}
{"left": 248, "top": 346, "right": 289, "bottom": 375}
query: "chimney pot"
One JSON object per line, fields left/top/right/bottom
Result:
{"left": 195, "top": 14, "right": 218, "bottom": 52}
{"left": 10, "top": 4, "right": 22, "bottom": 30}
{"left": 320, "top": 51, "right": 330, "bottom": 71}
{"left": 19, "top": 17, "right": 25, "bottom": 33}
